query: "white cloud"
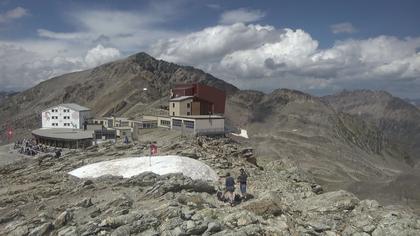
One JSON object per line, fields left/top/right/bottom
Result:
{"left": 151, "top": 23, "right": 278, "bottom": 65}
{"left": 84, "top": 44, "right": 121, "bottom": 67}
{"left": 0, "top": 6, "right": 28, "bottom": 23}
{"left": 0, "top": 43, "right": 121, "bottom": 91}
{"left": 36, "top": 8, "right": 181, "bottom": 53}
{"left": 330, "top": 22, "right": 357, "bottom": 34}
{"left": 0, "top": 5, "right": 183, "bottom": 91}
{"left": 219, "top": 8, "right": 265, "bottom": 24}
{"left": 152, "top": 23, "right": 420, "bottom": 96}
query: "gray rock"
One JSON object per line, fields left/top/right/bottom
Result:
{"left": 294, "top": 190, "right": 359, "bottom": 213}
{"left": 100, "top": 212, "right": 143, "bottom": 229}
{"left": 9, "top": 225, "right": 30, "bottom": 236}
{"left": 207, "top": 221, "right": 222, "bottom": 233}
{"left": 241, "top": 192, "right": 283, "bottom": 217}
{"left": 28, "top": 223, "right": 53, "bottom": 236}
{"left": 111, "top": 225, "right": 131, "bottom": 236}
{"left": 53, "top": 210, "right": 72, "bottom": 228}
{"left": 184, "top": 220, "right": 208, "bottom": 235}
{"left": 0, "top": 209, "right": 22, "bottom": 224}
{"left": 76, "top": 198, "right": 93, "bottom": 208}
{"left": 57, "top": 226, "right": 77, "bottom": 236}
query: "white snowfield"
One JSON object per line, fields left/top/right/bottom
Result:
{"left": 231, "top": 129, "right": 249, "bottom": 139}
{"left": 68, "top": 155, "right": 219, "bottom": 182}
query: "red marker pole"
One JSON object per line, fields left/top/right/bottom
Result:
{"left": 6, "top": 127, "right": 13, "bottom": 143}
{"left": 149, "top": 143, "right": 158, "bottom": 167}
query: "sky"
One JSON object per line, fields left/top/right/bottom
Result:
{"left": 0, "top": 0, "right": 419, "bottom": 98}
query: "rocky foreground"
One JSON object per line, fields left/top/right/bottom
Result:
{"left": 1, "top": 134, "right": 420, "bottom": 236}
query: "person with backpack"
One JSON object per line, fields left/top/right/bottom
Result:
{"left": 225, "top": 172, "right": 235, "bottom": 206}
{"left": 237, "top": 168, "right": 249, "bottom": 199}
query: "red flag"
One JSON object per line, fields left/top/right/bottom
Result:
{"left": 150, "top": 143, "right": 158, "bottom": 156}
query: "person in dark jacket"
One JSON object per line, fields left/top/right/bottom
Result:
{"left": 237, "top": 168, "right": 249, "bottom": 199}
{"left": 225, "top": 172, "right": 235, "bottom": 205}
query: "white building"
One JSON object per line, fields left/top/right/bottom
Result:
{"left": 41, "top": 103, "right": 92, "bottom": 129}
{"left": 171, "top": 115, "right": 225, "bottom": 136}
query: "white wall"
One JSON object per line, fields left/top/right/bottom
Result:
{"left": 195, "top": 118, "right": 224, "bottom": 135}
{"left": 41, "top": 106, "right": 91, "bottom": 129}
{"left": 170, "top": 117, "right": 224, "bottom": 135}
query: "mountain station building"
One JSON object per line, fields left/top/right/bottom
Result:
{"left": 41, "top": 103, "right": 92, "bottom": 129}
{"left": 33, "top": 103, "right": 95, "bottom": 149}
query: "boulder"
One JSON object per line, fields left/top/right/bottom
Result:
{"left": 111, "top": 225, "right": 131, "bottom": 236}
{"left": 206, "top": 221, "right": 222, "bottom": 233}
{"left": 28, "top": 223, "right": 53, "bottom": 236}
{"left": 76, "top": 198, "right": 93, "bottom": 208}
{"left": 9, "top": 225, "right": 30, "bottom": 236}
{"left": 224, "top": 211, "right": 258, "bottom": 228}
{"left": 53, "top": 210, "right": 73, "bottom": 228}
{"left": 294, "top": 190, "right": 359, "bottom": 213}
{"left": 183, "top": 220, "right": 208, "bottom": 235}
{"left": 241, "top": 192, "right": 283, "bottom": 217}
{"left": 57, "top": 226, "right": 77, "bottom": 236}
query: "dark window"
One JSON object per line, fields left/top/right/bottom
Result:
{"left": 187, "top": 103, "right": 190, "bottom": 108}
{"left": 187, "top": 112, "right": 190, "bottom": 115}
{"left": 160, "top": 120, "right": 170, "bottom": 126}
{"left": 172, "top": 103, "right": 175, "bottom": 108}
{"left": 172, "top": 119, "right": 182, "bottom": 127}
{"left": 184, "top": 120, "right": 194, "bottom": 129}
{"left": 172, "top": 112, "right": 175, "bottom": 116}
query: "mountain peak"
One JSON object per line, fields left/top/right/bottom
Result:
{"left": 130, "top": 51, "right": 154, "bottom": 59}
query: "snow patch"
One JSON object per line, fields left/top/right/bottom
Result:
{"left": 68, "top": 155, "right": 219, "bottom": 181}
{"left": 231, "top": 129, "right": 249, "bottom": 139}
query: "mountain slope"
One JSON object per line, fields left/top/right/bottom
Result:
{"left": 323, "top": 90, "right": 420, "bottom": 164}
{"left": 0, "top": 53, "right": 238, "bottom": 142}
{"left": 226, "top": 89, "right": 420, "bottom": 210}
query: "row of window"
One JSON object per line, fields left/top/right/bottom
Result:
{"left": 51, "top": 109, "right": 71, "bottom": 112}
{"left": 172, "top": 119, "right": 182, "bottom": 127}
{"left": 171, "top": 102, "right": 192, "bottom": 108}
{"left": 184, "top": 120, "right": 194, "bottom": 129}
{"left": 51, "top": 116, "right": 71, "bottom": 119}
{"left": 160, "top": 120, "right": 171, "bottom": 126}
{"left": 52, "top": 123, "right": 72, "bottom": 126}
{"left": 172, "top": 119, "right": 194, "bottom": 129}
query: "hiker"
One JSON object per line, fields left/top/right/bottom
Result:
{"left": 225, "top": 172, "right": 235, "bottom": 206}
{"left": 237, "top": 168, "right": 249, "bottom": 199}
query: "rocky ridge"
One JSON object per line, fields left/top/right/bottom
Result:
{"left": 1, "top": 131, "right": 420, "bottom": 236}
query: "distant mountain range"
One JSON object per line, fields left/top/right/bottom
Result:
{"left": 1, "top": 52, "right": 420, "bottom": 211}
{"left": 405, "top": 98, "right": 420, "bottom": 108}
{"left": 0, "top": 91, "right": 17, "bottom": 103}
